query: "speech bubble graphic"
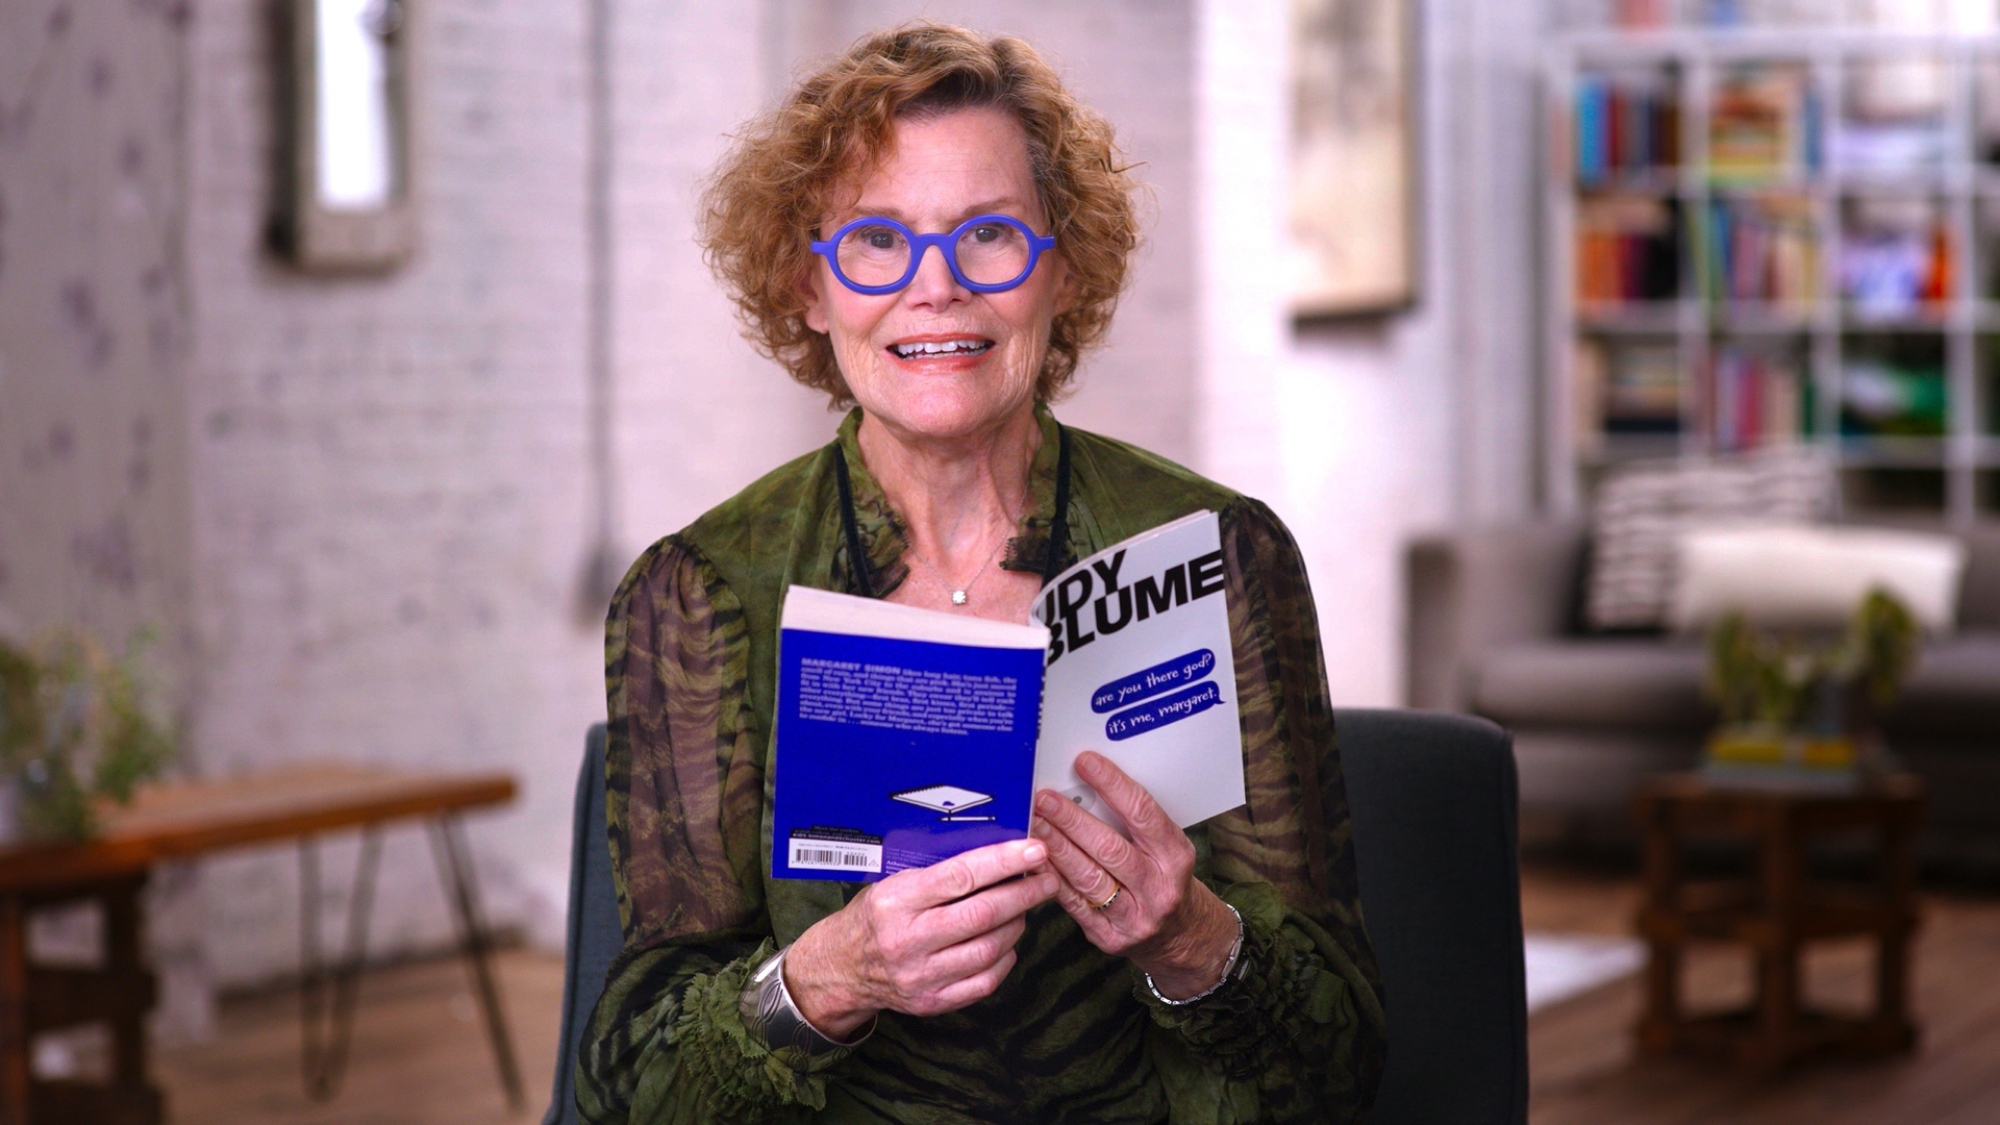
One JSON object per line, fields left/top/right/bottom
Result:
{"left": 1090, "top": 648, "right": 1218, "bottom": 714}
{"left": 1103, "top": 680, "right": 1223, "bottom": 742}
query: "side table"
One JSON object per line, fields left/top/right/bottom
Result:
{"left": 1632, "top": 772, "right": 1924, "bottom": 1072}
{"left": 0, "top": 764, "right": 520, "bottom": 1125}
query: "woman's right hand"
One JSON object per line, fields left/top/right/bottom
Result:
{"left": 781, "top": 838, "right": 1057, "bottom": 1039}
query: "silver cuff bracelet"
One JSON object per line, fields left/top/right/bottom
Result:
{"left": 1144, "top": 904, "right": 1246, "bottom": 1006}
{"left": 739, "top": 945, "right": 874, "bottom": 1061}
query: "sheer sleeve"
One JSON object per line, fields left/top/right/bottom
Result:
{"left": 577, "top": 537, "right": 855, "bottom": 1124}
{"left": 1137, "top": 497, "right": 1388, "bottom": 1124}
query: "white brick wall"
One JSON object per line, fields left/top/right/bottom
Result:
{"left": 0, "top": 0, "right": 208, "bottom": 1038}
{"left": 184, "top": 0, "right": 611, "bottom": 984}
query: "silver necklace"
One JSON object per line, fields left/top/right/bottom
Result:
{"left": 909, "top": 543, "right": 1003, "bottom": 606}
{"left": 908, "top": 494, "right": 1025, "bottom": 607}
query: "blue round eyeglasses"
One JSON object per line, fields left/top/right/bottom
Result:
{"left": 809, "top": 214, "right": 1057, "bottom": 295}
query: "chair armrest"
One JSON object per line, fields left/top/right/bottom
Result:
{"left": 1406, "top": 521, "right": 1590, "bottom": 712}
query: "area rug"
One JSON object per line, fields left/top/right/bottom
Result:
{"left": 1523, "top": 931, "right": 1645, "bottom": 1013}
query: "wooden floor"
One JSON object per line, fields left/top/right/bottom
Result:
{"left": 143, "top": 865, "right": 2000, "bottom": 1124}
{"left": 1523, "top": 861, "right": 2000, "bottom": 1125}
{"left": 154, "top": 949, "right": 564, "bottom": 1125}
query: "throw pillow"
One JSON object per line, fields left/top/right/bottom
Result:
{"left": 1669, "top": 525, "right": 1967, "bottom": 634}
{"left": 1586, "top": 452, "right": 1835, "bottom": 631}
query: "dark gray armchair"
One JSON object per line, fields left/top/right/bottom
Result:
{"left": 546, "top": 710, "right": 1528, "bottom": 1124}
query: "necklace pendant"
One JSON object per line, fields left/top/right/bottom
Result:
{"left": 951, "top": 590, "right": 968, "bottom": 606}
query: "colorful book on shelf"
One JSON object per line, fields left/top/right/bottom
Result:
{"left": 769, "top": 511, "right": 1246, "bottom": 882}
{"left": 1708, "top": 347, "right": 1809, "bottom": 451}
{"left": 1705, "top": 194, "right": 1816, "bottom": 305}
{"left": 1575, "top": 71, "right": 1681, "bottom": 183}
{"left": 1576, "top": 194, "right": 1681, "bottom": 304}
{"left": 1840, "top": 201, "right": 1951, "bottom": 317}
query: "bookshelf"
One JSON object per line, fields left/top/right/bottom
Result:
{"left": 1545, "top": 28, "right": 2000, "bottom": 523}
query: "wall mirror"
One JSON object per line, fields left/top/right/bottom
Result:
{"left": 276, "top": 0, "right": 416, "bottom": 272}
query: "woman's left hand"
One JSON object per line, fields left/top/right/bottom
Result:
{"left": 1031, "top": 751, "right": 1241, "bottom": 1000}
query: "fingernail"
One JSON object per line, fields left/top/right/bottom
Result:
{"left": 1022, "top": 842, "right": 1046, "bottom": 864}
{"left": 1035, "top": 793, "right": 1059, "bottom": 815}
{"left": 1076, "top": 751, "right": 1100, "bottom": 774}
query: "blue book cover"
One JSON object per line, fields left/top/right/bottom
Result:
{"left": 771, "top": 588, "right": 1050, "bottom": 881}
{"left": 1577, "top": 77, "right": 1608, "bottom": 183}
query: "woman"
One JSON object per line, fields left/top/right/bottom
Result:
{"left": 581, "top": 22, "right": 1384, "bottom": 1125}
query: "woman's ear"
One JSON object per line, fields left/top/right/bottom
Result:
{"left": 1052, "top": 253, "right": 1081, "bottom": 316}
{"left": 798, "top": 271, "right": 830, "bottom": 335}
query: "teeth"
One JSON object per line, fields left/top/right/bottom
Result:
{"left": 893, "top": 339, "right": 989, "bottom": 358}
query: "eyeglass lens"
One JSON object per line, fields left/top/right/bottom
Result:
{"left": 835, "top": 221, "right": 1033, "bottom": 288}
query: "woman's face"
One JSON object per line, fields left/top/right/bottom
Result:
{"left": 803, "top": 106, "right": 1072, "bottom": 442}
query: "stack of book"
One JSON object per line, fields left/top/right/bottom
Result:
{"left": 1704, "top": 194, "right": 1817, "bottom": 306}
{"left": 1576, "top": 194, "right": 1683, "bottom": 304}
{"left": 1576, "top": 340, "right": 1683, "bottom": 448}
{"left": 1707, "top": 63, "right": 1820, "bottom": 182}
{"left": 1707, "top": 347, "right": 1808, "bottom": 450}
{"left": 1575, "top": 69, "right": 1682, "bottom": 183}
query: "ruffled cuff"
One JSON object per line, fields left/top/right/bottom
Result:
{"left": 645, "top": 940, "right": 856, "bottom": 1122}
{"left": 1135, "top": 884, "right": 1345, "bottom": 1082}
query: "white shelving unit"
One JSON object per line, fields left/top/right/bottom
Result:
{"left": 1545, "top": 28, "right": 2000, "bottom": 523}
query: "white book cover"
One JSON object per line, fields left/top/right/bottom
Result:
{"left": 1032, "top": 510, "right": 1246, "bottom": 830}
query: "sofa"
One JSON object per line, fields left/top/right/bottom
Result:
{"left": 1406, "top": 518, "right": 2000, "bottom": 856}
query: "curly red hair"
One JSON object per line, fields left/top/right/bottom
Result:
{"left": 699, "top": 22, "right": 1141, "bottom": 406}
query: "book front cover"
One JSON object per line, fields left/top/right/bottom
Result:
{"left": 1033, "top": 510, "right": 1247, "bottom": 831}
{"left": 771, "top": 626, "right": 1046, "bottom": 882}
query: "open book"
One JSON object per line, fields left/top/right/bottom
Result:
{"left": 770, "top": 511, "right": 1246, "bottom": 881}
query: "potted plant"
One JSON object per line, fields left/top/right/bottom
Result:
{"left": 0, "top": 630, "right": 179, "bottom": 843}
{"left": 1702, "top": 588, "right": 1919, "bottom": 789}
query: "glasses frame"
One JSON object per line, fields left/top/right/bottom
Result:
{"left": 809, "top": 214, "right": 1057, "bottom": 295}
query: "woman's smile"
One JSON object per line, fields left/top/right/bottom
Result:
{"left": 886, "top": 334, "right": 995, "bottom": 363}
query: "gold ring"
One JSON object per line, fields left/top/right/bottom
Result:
{"left": 1090, "top": 884, "right": 1123, "bottom": 911}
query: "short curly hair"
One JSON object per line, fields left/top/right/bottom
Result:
{"left": 698, "top": 22, "right": 1141, "bottom": 406}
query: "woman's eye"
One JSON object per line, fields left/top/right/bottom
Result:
{"left": 865, "top": 231, "right": 897, "bottom": 250}
{"left": 972, "top": 225, "right": 1002, "bottom": 243}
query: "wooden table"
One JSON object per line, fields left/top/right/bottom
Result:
{"left": 0, "top": 764, "right": 520, "bottom": 1125}
{"left": 1633, "top": 772, "right": 1925, "bottom": 1072}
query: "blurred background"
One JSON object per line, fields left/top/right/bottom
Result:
{"left": 4, "top": 0, "right": 1999, "bottom": 1122}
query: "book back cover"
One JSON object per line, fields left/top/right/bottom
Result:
{"left": 771, "top": 587, "right": 1049, "bottom": 881}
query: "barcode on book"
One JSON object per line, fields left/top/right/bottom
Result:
{"left": 787, "top": 830, "right": 882, "bottom": 874}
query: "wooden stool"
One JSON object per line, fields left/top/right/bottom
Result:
{"left": 1633, "top": 772, "right": 1924, "bottom": 1071}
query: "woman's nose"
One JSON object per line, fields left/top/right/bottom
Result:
{"left": 902, "top": 241, "right": 969, "bottom": 309}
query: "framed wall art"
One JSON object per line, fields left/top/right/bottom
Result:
{"left": 1288, "top": 0, "right": 1420, "bottom": 318}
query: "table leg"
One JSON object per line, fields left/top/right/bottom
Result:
{"left": 103, "top": 878, "right": 149, "bottom": 1093}
{"left": 297, "top": 827, "right": 383, "bottom": 1101}
{"left": 0, "top": 896, "right": 26, "bottom": 1125}
{"left": 427, "top": 815, "right": 524, "bottom": 1109}
{"left": 1636, "top": 795, "right": 1683, "bottom": 1054}
{"left": 1753, "top": 808, "right": 1802, "bottom": 1070}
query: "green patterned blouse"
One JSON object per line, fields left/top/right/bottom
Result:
{"left": 579, "top": 406, "right": 1385, "bottom": 1125}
